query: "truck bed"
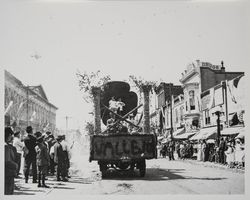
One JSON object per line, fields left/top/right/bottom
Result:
{"left": 89, "top": 133, "right": 157, "bottom": 161}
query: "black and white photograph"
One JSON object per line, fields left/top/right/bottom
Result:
{"left": 1, "top": 0, "right": 249, "bottom": 197}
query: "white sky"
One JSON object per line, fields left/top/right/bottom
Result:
{"left": 1, "top": 0, "right": 249, "bottom": 130}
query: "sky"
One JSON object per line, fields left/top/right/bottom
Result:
{"left": 1, "top": 0, "right": 249, "bottom": 130}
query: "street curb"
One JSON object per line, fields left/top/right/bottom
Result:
{"left": 175, "top": 159, "right": 245, "bottom": 174}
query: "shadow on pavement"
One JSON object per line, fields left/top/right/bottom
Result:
{"left": 52, "top": 186, "right": 75, "bottom": 190}
{"left": 14, "top": 185, "right": 45, "bottom": 195}
{"left": 101, "top": 168, "right": 227, "bottom": 181}
{"left": 67, "top": 177, "right": 94, "bottom": 184}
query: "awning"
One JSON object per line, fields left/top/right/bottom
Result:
{"left": 174, "top": 131, "right": 197, "bottom": 140}
{"left": 235, "top": 127, "right": 245, "bottom": 139}
{"left": 166, "top": 128, "right": 185, "bottom": 139}
{"left": 157, "top": 136, "right": 164, "bottom": 141}
{"left": 220, "top": 126, "right": 244, "bottom": 136}
{"left": 161, "top": 138, "right": 171, "bottom": 144}
{"left": 173, "top": 128, "right": 185, "bottom": 137}
{"left": 190, "top": 127, "right": 217, "bottom": 140}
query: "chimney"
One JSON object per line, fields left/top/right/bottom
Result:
{"left": 221, "top": 61, "right": 225, "bottom": 72}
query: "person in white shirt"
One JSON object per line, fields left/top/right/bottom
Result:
{"left": 117, "top": 98, "right": 125, "bottom": 115}
{"left": 109, "top": 96, "right": 118, "bottom": 113}
{"left": 13, "top": 131, "right": 23, "bottom": 177}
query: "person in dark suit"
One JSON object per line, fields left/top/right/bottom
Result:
{"left": 5, "top": 127, "right": 18, "bottom": 195}
{"left": 54, "top": 135, "right": 67, "bottom": 182}
{"left": 23, "top": 126, "right": 37, "bottom": 183}
{"left": 35, "top": 134, "right": 50, "bottom": 188}
{"left": 219, "top": 137, "right": 226, "bottom": 164}
{"left": 46, "top": 134, "right": 56, "bottom": 175}
{"left": 168, "top": 140, "right": 175, "bottom": 161}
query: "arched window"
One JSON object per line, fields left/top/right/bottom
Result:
{"left": 189, "top": 90, "right": 195, "bottom": 110}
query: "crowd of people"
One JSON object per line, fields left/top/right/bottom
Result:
{"left": 196, "top": 137, "right": 245, "bottom": 168}
{"left": 160, "top": 140, "right": 194, "bottom": 160}
{"left": 4, "top": 126, "right": 71, "bottom": 195}
{"left": 158, "top": 136, "right": 245, "bottom": 169}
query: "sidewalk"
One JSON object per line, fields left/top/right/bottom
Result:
{"left": 175, "top": 158, "right": 245, "bottom": 174}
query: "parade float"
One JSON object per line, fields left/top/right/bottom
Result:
{"left": 77, "top": 72, "right": 157, "bottom": 178}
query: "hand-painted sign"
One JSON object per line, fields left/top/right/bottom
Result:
{"left": 90, "top": 134, "right": 156, "bottom": 161}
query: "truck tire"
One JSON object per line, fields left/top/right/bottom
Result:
{"left": 138, "top": 160, "right": 146, "bottom": 177}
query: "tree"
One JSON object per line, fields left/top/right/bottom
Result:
{"left": 129, "top": 75, "right": 157, "bottom": 134}
{"left": 84, "top": 121, "right": 94, "bottom": 136}
{"left": 77, "top": 70, "right": 111, "bottom": 134}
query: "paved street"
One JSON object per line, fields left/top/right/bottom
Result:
{"left": 14, "top": 155, "right": 244, "bottom": 195}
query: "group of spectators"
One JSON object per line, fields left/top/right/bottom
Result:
{"left": 159, "top": 140, "right": 176, "bottom": 160}
{"left": 160, "top": 140, "right": 194, "bottom": 160}
{"left": 4, "top": 126, "right": 71, "bottom": 195}
{"left": 196, "top": 137, "right": 245, "bottom": 168}
{"left": 158, "top": 136, "right": 245, "bottom": 169}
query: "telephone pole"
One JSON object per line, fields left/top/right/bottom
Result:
{"left": 169, "top": 84, "right": 173, "bottom": 140}
{"left": 65, "top": 116, "right": 72, "bottom": 134}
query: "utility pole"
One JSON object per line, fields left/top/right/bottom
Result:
{"left": 169, "top": 84, "right": 173, "bottom": 140}
{"left": 221, "top": 61, "right": 229, "bottom": 128}
{"left": 65, "top": 116, "right": 72, "bottom": 134}
{"left": 26, "top": 86, "right": 29, "bottom": 127}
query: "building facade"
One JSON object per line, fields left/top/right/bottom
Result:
{"left": 153, "top": 82, "right": 184, "bottom": 137}
{"left": 4, "top": 70, "right": 58, "bottom": 134}
{"left": 151, "top": 60, "right": 245, "bottom": 141}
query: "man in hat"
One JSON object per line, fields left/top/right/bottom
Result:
{"left": 23, "top": 126, "right": 37, "bottom": 183}
{"left": 45, "top": 133, "right": 56, "bottom": 175}
{"left": 35, "top": 133, "right": 50, "bottom": 188}
{"left": 13, "top": 131, "right": 24, "bottom": 177}
{"left": 5, "top": 127, "right": 18, "bottom": 195}
{"left": 48, "top": 135, "right": 56, "bottom": 175}
{"left": 54, "top": 135, "right": 67, "bottom": 181}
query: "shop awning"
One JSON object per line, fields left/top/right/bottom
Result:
{"left": 161, "top": 138, "right": 171, "bottom": 144}
{"left": 166, "top": 128, "right": 185, "bottom": 139}
{"left": 190, "top": 127, "right": 217, "bottom": 140}
{"left": 174, "top": 131, "right": 197, "bottom": 140}
{"left": 173, "top": 128, "right": 185, "bottom": 136}
{"left": 235, "top": 127, "right": 245, "bottom": 139}
{"left": 220, "top": 126, "right": 244, "bottom": 136}
{"left": 157, "top": 136, "right": 164, "bottom": 141}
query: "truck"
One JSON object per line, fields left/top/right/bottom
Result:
{"left": 89, "top": 81, "right": 157, "bottom": 177}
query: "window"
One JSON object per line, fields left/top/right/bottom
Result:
{"left": 157, "top": 91, "right": 165, "bottom": 108}
{"left": 204, "top": 110, "right": 210, "bottom": 125}
{"left": 166, "top": 109, "right": 169, "bottom": 126}
{"left": 189, "top": 90, "right": 195, "bottom": 110}
{"left": 175, "top": 109, "right": 178, "bottom": 123}
{"left": 180, "top": 106, "right": 184, "bottom": 121}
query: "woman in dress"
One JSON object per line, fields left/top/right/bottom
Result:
{"left": 225, "top": 142, "right": 235, "bottom": 168}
